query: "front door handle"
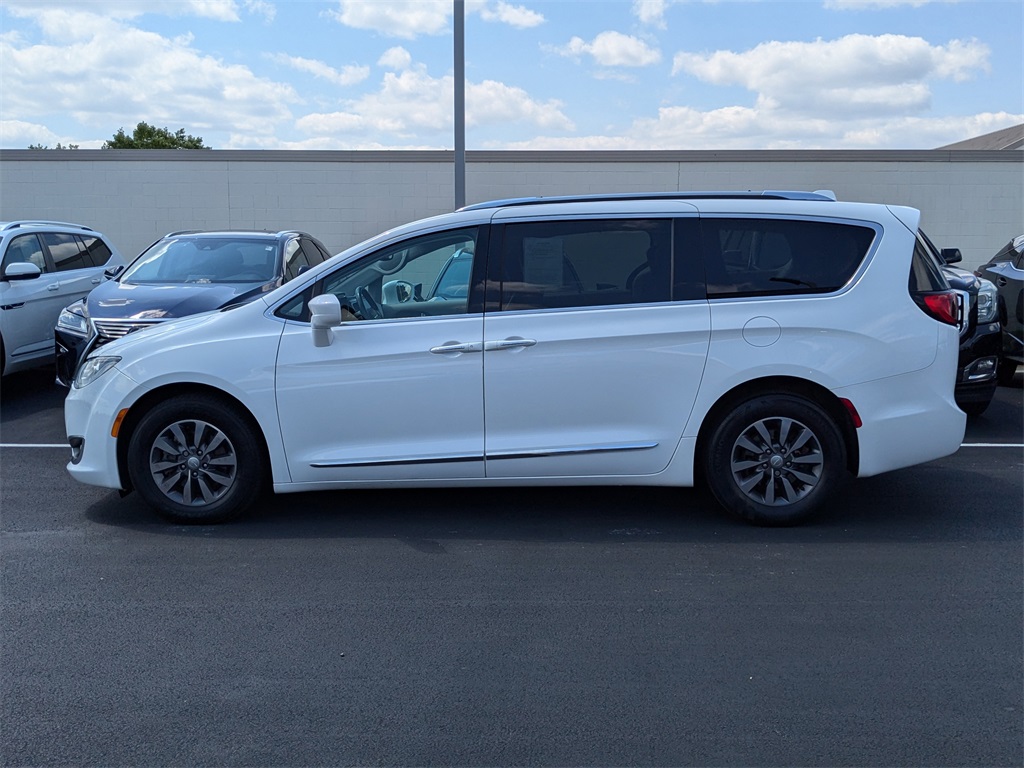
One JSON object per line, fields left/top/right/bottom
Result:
{"left": 484, "top": 338, "right": 537, "bottom": 351}
{"left": 47, "top": 283, "right": 60, "bottom": 292}
{"left": 429, "top": 341, "right": 483, "bottom": 355}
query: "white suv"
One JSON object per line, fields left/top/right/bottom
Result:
{"left": 0, "top": 220, "right": 124, "bottom": 376}
{"left": 64, "top": 192, "right": 966, "bottom": 526}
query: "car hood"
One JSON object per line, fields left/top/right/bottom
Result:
{"left": 85, "top": 279, "right": 269, "bottom": 320}
{"left": 941, "top": 265, "right": 980, "bottom": 294}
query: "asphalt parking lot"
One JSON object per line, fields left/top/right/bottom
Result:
{"left": 2, "top": 367, "right": 1022, "bottom": 768}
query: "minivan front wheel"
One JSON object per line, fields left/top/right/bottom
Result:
{"left": 127, "top": 395, "right": 266, "bottom": 524}
{"left": 704, "top": 395, "right": 846, "bottom": 526}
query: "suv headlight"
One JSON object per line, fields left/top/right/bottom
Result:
{"left": 976, "top": 278, "right": 999, "bottom": 324}
{"left": 57, "top": 300, "right": 91, "bottom": 337}
{"left": 73, "top": 356, "right": 120, "bottom": 388}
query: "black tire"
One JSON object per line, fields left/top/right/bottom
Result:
{"left": 127, "top": 395, "right": 266, "bottom": 524}
{"left": 996, "top": 358, "right": 1019, "bottom": 387}
{"left": 704, "top": 394, "right": 847, "bottom": 526}
{"left": 958, "top": 397, "right": 992, "bottom": 417}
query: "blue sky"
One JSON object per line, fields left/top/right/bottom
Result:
{"left": 1, "top": 0, "right": 1020, "bottom": 150}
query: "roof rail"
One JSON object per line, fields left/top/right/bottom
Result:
{"left": 458, "top": 190, "right": 837, "bottom": 212}
{"left": 2, "top": 220, "right": 95, "bottom": 232}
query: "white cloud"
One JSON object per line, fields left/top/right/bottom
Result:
{"left": 497, "top": 109, "right": 1022, "bottom": 151}
{"left": 633, "top": 0, "right": 669, "bottom": 28}
{"left": 327, "top": 0, "right": 450, "bottom": 39}
{"left": 378, "top": 47, "right": 413, "bottom": 71}
{"left": 295, "top": 62, "right": 573, "bottom": 145}
{"left": 477, "top": 1, "right": 545, "bottom": 28}
{"left": 3, "top": 0, "right": 248, "bottom": 22}
{"left": 553, "top": 31, "right": 662, "bottom": 67}
{"left": 0, "top": 9, "right": 299, "bottom": 146}
{"left": 268, "top": 54, "right": 369, "bottom": 87}
{"left": 672, "top": 34, "right": 989, "bottom": 118}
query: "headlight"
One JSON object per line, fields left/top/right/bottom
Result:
{"left": 977, "top": 278, "right": 999, "bottom": 324}
{"left": 73, "top": 356, "right": 120, "bottom": 388}
{"left": 57, "top": 300, "right": 90, "bottom": 336}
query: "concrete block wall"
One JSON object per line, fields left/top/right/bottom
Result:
{"left": 0, "top": 149, "right": 1020, "bottom": 270}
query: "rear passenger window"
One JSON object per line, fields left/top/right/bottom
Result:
{"left": 497, "top": 219, "right": 673, "bottom": 311}
{"left": 702, "top": 218, "right": 875, "bottom": 298}
{"left": 42, "top": 233, "right": 90, "bottom": 271}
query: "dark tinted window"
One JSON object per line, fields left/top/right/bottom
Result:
{"left": 81, "top": 235, "right": 112, "bottom": 266}
{"left": 497, "top": 219, "right": 673, "bottom": 311}
{"left": 301, "top": 238, "right": 330, "bottom": 265}
{"left": 2, "top": 234, "right": 47, "bottom": 272}
{"left": 43, "top": 233, "right": 89, "bottom": 271}
{"left": 283, "top": 238, "right": 308, "bottom": 281}
{"left": 702, "top": 218, "right": 876, "bottom": 298}
{"left": 909, "top": 234, "right": 949, "bottom": 293}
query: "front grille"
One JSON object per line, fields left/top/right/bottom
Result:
{"left": 93, "top": 318, "right": 164, "bottom": 343}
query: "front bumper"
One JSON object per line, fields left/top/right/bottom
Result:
{"left": 65, "top": 367, "right": 138, "bottom": 490}
{"left": 55, "top": 327, "right": 93, "bottom": 387}
{"left": 954, "top": 320, "right": 1001, "bottom": 405}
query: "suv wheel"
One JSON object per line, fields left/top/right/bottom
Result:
{"left": 704, "top": 395, "right": 846, "bottom": 526}
{"left": 127, "top": 395, "right": 266, "bottom": 524}
{"left": 997, "top": 359, "right": 1020, "bottom": 387}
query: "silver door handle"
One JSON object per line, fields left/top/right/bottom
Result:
{"left": 484, "top": 338, "right": 537, "bottom": 351}
{"left": 429, "top": 341, "right": 483, "bottom": 355}
{"left": 91, "top": 277, "right": 102, "bottom": 284}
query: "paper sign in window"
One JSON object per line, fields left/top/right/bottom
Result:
{"left": 523, "top": 237, "right": 564, "bottom": 286}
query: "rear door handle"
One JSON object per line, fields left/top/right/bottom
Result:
{"left": 429, "top": 341, "right": 483, "bottom": 355}
{"left": 47, "top": 283, "right": 60, "bottom": 292}
{"left": 484, "top": 338, "right": 537, "bottom": 351}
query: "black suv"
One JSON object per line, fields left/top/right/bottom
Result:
{"left": 976, "top": 235, "right": 1023, "bottom": 386}
{"left": 926, "top": 234, "right": 1001, "bottom": 415}
{"left": 56, "top": 229, "right": 332, "bottom": 386}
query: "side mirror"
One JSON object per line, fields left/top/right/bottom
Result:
{"left": 941, "top": 248, "right": 963, "bottom": 265}
{"left": 104, "top": 264, "right": 125, "bottom": 279}
{"left": 2, "top": 262, "right": 42, "bottom": 281}
{"left": 309, "top": 294, "right": 342, "bottom": 347}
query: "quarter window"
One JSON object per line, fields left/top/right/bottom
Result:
{"left": 701, "top": 218, "right": 876, "bottom": 298}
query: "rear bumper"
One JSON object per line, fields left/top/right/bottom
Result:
{"left": 836, "top": 365, "right": 966, "bottom": 479}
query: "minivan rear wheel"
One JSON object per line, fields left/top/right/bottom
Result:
{"left": 127, "top": 395, "right": 266, "bottom": 524}
{"left": 704, "top": 394, "right": 846, "bottom": 526}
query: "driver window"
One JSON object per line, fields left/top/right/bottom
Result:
{"left": 317, "top": 228, "right": 479, "bottom": 322}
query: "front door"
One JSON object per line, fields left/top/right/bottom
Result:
{"left": 274, "top": 227, "right": 487, "bottom": 485}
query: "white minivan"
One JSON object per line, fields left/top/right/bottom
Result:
{"left": 64, "top": 192, "right": 966, "bottom": 526}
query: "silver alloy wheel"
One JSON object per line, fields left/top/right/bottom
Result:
{"left": 148, "top": 418, "right": 238, "bottom": 507}
{"left": 729, "top": 416, "right": 824, "bottom": 506}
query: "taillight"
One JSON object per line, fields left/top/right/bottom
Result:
{"left": 914, "top": 290, "right": 959, "bottom": 326}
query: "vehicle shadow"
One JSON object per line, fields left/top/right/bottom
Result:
{"left": 0, "top": 368, "right": 67, "bottom": 443}
{"left": 83, "top": 460, "right": 1022, "bottom": 546}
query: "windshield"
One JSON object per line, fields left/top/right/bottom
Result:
{"left": 122, "top": 237, "right": 279, "bottom": 284}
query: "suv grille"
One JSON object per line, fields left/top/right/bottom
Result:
{"left": 93, "top": 318, "right": 164, "bottom": 343}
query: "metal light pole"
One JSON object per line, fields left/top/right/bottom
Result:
{"left": 454, "top": 0, "right": 465, "bottom": 209}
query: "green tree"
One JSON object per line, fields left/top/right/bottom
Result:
{"left": 28, "top": 142, "right": 79, "bottom": 149}
{"left": 103, "top": 122, "right": 209, "bottom": 149}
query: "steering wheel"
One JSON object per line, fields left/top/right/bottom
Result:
{"left": 356, "top": 286, "right": 383, "bottom": 320}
